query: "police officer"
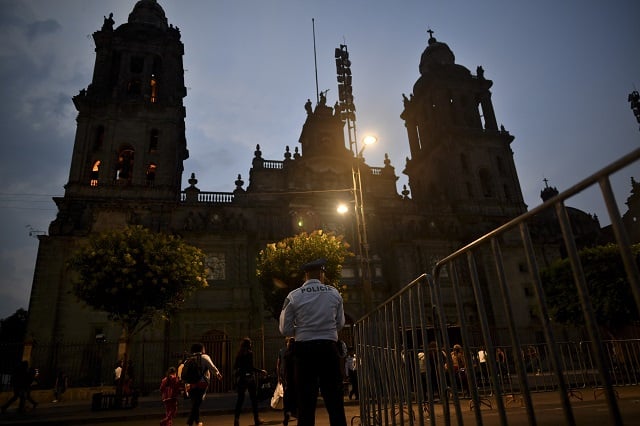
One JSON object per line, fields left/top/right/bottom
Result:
{"left": 279, "top": 258, "right": 347, "bottom": 426}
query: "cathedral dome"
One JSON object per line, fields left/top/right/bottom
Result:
{"left": 418, "top": 34, "right": 455, "bottom": 75}
{"left": 128, "top": 0, "right": 168, "bottom": 30}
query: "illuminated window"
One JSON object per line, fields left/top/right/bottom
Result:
{"left": 150, "top": 75, "right": 158, "bottom": 103}
{"left": 146, "top": 163, "right": 157, "bottom": 186}
{"left": 116, "top": 148, "right": 134, "bottom": 183}
{"left": 90, "top": 160, "right": 101, "bottom": 187}
{"left": 151, "top": 56, "right": 162, "bottom": 104}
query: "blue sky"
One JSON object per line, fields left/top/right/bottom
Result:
{"left": 0, "top": 0, "right": 638, "bottom": 319}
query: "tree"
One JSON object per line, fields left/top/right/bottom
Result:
{"left": 68, "top": 225, "right": 208, "bottom": 370}
{"left": 0, "top": 308, "right": 28, "bottom": 343}
{"left": 256, "top": 230, "right": 353, "bottom": 319}
{"left": 541, "top": 243, "right": 640, "bottom": 337}
{"left": 0, "top": 308, "right": 28, "bottom": 376}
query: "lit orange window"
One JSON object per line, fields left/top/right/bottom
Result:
{"left": 146, "top": 163, "right": 157, "bottom": 186}
{"left": 90, "top": 160, "right": 101, "bottom": 187}
{"left": 150, "top": 75, "right": 158, "bottom": 103}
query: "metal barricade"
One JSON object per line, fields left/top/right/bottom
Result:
{"left": 353, "top": 148, "right": 640, "bottom": 425}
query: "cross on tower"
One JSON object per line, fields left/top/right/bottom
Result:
{"left": 427, "top": 29, "right": 434, "bottom": 39}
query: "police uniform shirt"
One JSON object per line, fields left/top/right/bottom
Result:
{"left": 279, "top": 278, "right": 345, "bottom": 342}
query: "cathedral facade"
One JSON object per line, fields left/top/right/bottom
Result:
{"left": 25, "top": 0, "right": 585, "bottom": 388}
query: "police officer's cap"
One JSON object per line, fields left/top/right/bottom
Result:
{"left": 301, "top": 258, "right": 327, "bottom": 272}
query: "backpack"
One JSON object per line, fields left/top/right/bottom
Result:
{"left": 180, "top": 354, "right": 203, "bottom": 384}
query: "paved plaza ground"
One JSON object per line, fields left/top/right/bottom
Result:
{"left": 1, "top": 386, "right": 640, "bottom": 425}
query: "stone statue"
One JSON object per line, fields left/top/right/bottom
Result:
{"left": 102, "top": 13, "right": 114, "bottom": 31}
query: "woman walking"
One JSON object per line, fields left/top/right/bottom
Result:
{"left": 233, "top": 337, "right": 267, "bottom": 426}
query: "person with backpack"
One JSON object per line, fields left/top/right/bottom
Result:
{"left": 181, "top": 343, "right": 223, "bottom": 426}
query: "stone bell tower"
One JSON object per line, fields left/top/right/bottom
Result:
{"left": 64, "top": 0, "right": 188, "bottom": 203}
{"left": 401, "top": 30, "right": 527, "bottom": 238}
{"left": 27, "top": 1, "right": 190, "bottom": 344}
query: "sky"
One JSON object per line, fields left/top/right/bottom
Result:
{"left": 0, "top": 0, "right": 638, "bottom": 320}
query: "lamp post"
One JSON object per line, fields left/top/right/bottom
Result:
{"left": 352, "top": 136, "right": 376, "bottom": 312}
{"left": 335, "top": 42, "right": 376, "bottom": 312}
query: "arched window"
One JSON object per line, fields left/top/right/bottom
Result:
{"left": 479, "top": 168, "right": 493, "bottom": 197}
{"left": 150, "top": 75, "right": 158, "bottom": 103}
{"left": 149, "top": 129, "right": 159, "bottom": 152}
{"left": 93, "top": 126, "right": 105, "bottom": 151}
{"left": 130, "top": 56, "right": 144, "bottom": 74}
{"left": 504, "top": 184, "right": 511, "bottom": 201}
{"left": 460, "top": 153, "right": 469, "bottom": 171}
{"left": 150, "top": 56, "right": 162, "bottom": 104}
{"left": 127, "top": 79, "right": 142, "bottom": 95}
{"left": 146, "top": 163, "right": 157, "bottom": 186}
{"left": 496, "top": 156, "right": 505, "bottom": 175}
{"left": 466, "top": 181, "right": 473, "bottom": 198}
{"left": 90, "top": 160, "right": 101, "bottom": 187}
{"left": 116, "top": 148, "right": 135, "bottom": 183}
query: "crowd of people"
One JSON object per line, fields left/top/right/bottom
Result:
{"left": 154, "top": 257, "right": 352, "bottom": 426}
{"left": 0, "top": 257, "right": 355, "bottom": 426}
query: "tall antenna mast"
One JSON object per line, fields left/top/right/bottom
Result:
{"left": 312, "top": 18, "right": 319, "bottom": 104}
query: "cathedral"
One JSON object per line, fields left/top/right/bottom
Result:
{"left": 26, "top": 0, "right": 624, "bottom": 391}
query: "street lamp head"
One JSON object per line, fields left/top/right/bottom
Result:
{"left": 362, "top": 135, "right": 377, "bottom": 146}
{"left": 337, "top": 203, "right": 349, "bottom": 214}
{"left": 359, "top": 135, "right": 378, "bottom": 157}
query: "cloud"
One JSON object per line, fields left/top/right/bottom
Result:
{"left": 26, "top": 18, "right": 61, "bottom": 41}
{"left": 0, "top": 245, "right": 38, "bottom": 318}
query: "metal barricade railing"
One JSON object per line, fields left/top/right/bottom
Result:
{"left": 353, "top": 147, "right": 640, "bottom": 425}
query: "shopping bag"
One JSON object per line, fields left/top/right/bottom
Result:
{"left": 270, "top": 382, "right": 284, "bottom": 409}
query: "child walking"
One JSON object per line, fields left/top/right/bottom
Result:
{"left": 160, "top": 366, "right": 182, "bottom": 426}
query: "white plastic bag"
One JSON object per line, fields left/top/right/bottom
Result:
{"left": 270, "top": 382, "right": 284, "bottom": 410}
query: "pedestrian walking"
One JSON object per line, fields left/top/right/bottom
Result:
{"left": 279, "top": 258, "right": 347, "bottom": 426}
{"left": 160, "top": 366, "right": 182, "bottom": 426}
{"left": 52, "top": 370, "right": 68, "bottom": 403}
{"left": 450, "top": 344, "right": 468, "bottom": 397}
{"left": 477, "top": 346, "right": 489, "bottom": 385}
{"left": 1, "top": 360, "right": 37, "bottom": 413}
{"left": 277, "top": 337, "right": 297, "bottom": 425}
{"left": 182, "top": 343, "right": 223, "bottom": 426}
{"left": 345, "top": 350, "right": 358, "bottom": 400}
{"left": 232, "top": 337, "right": 267, "bottom": 426}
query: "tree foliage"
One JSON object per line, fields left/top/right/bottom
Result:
{"left": 69, "top": 225, "right": 208, "bottom": 336}
{"left": 256, "top": 230, "right": 353, "bottom": 319}
{"left": 541, "top": 243, "right": 640, "bottom": 336}
{"left": 0, "top": 308, "right": 28, "bottom": 343}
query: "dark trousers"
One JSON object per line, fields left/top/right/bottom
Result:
{"left": 234, "top": 376, "right": 260, "bottom": 421}
{"left": 1, "top": 387, "right": 35, "bottom": 413}
{"left": 187, "top": 386, "right": 206, "bottom": 426}
{"left": 348, "top": 370, "right": 359, "bottom": 399}
{"left": 294, "top": 340, "right": 347, "bottom": 426}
